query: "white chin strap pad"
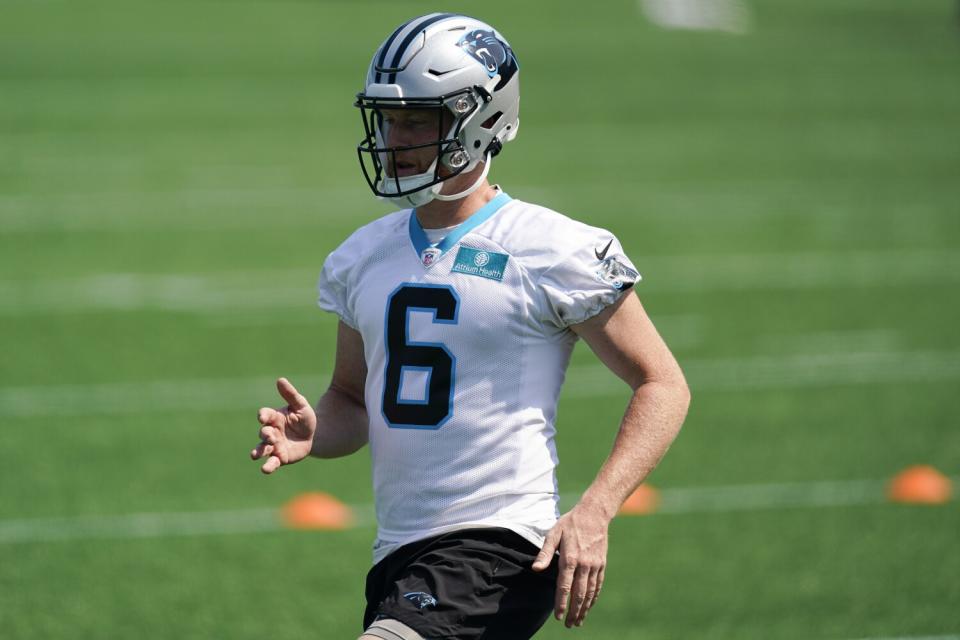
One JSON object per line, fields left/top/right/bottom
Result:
{"left": 381, "top": 188, "right": 437, "bottom": 209}
{"left": 380, "top": 154, "right": 492, "bottom": 209}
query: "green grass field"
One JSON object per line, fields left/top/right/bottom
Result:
{"left": 2, "top": 0, "right": 959, "bottom": 638}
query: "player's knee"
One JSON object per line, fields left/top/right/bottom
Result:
{"left": 359, "top": 616, "right": 425, "bottom": 640}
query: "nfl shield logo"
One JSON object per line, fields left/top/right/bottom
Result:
{"left": 421, "top": 248, "right": 441, "bottom": 266}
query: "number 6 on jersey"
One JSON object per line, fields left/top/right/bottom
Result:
{"left": 382, "top": 284, "right": 459, "bottom": 429}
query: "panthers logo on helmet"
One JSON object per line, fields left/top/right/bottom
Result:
{"left": 458, "top": 29, "right": 519, "bottom": 85}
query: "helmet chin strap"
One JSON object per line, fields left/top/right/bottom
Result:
{"left": 432, "top": 154, "right": 491, "bottom": 202}
{"left": 379, "top": 154, "right": 492, "bottom": 209}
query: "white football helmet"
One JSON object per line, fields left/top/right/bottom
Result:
{"left": 356, "top": 13, "right": 520, "bottom": 208}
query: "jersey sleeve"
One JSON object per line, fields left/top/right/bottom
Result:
{"left": 537, "top": 233, "right": 641, "bottom": 328}
{"left": 317, "top": 242, "right": 358, "bottom": 329}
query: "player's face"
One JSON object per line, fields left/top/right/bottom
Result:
{"left": 379, "top": 107, "right": 454, "bottom": 178}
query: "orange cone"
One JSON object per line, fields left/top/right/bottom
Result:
{"left": 887, "top": 465, "right": 952, "bottom": 505}
{"left": 619, "top": 484, "right": 660, "bottom": 515}
{"left": 281, "top": 492, "right": 355, "bottom": 530}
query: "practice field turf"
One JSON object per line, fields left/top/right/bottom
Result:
{"left": 1, "top": 1, "right": 958, "bottom": 638}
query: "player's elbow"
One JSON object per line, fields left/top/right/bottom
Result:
{"left": 669, "top": 358, "right": 691, "bottom": 410}
{"left": 675, "top": 374, "right": 691, "bottom": 421}
{"left": 656, "top": 364, "right": 691, "bottom": 425}
{"left": 644, "top": 358, "right": 690, "bottom": 405}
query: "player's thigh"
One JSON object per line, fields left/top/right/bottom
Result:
{"left": 359, "top": 616, "right": 425, "bottom": 640}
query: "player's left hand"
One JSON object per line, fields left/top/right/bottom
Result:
{"left": 531, "top": 503, "right": 609, "bottom": 628}
{"left": 250, "top": 377, "right": 317, "bottom": 474}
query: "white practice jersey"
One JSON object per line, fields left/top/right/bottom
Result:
{"left": 317, "top": 191, "right": 640, "bottom": 563}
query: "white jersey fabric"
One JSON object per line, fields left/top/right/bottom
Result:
{"left": 317, "top": 191, "right": 640, "bottom": 563}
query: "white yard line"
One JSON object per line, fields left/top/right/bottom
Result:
{"left": 850, "top": 636, "right": 960, "bottom": 640}
{"left": 0, "top": 186, "right": 374, "bottom": 232}
{"left": 753, "top": 329, "right": 901, "bottom": 354}
{"left": 566, "top": 349, "right": 960, "bottom": 396}
{"left": 1, "top": 349, "right": 958, "bottom": 417}
{"left": 0, "top": 476, "right": 953, "bottom": 545}
{"left": 650, "top": 479, "right": 890, "bottom": 513}
{"left": 0, "top": 374, "right": 326, "bottom": 418}
{"left": 5, "top": 177, "right": 936, "bottom": 232}
{"left": 1, "top": 249, "right": 958, "bottom": 315}
{"left": 0, "top": 270, "right": 317, "bottom": 315}
{"left": 0, "top": 509, "right": 282, "bottom": 544}
{"left": 639, "top": 249, "right": 960, "bottom": 292}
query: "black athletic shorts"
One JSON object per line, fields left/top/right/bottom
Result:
{"left": 363, "top": 528, "right": 559, "bottom": 640}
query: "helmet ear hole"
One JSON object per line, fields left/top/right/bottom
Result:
{"left": 480, "top": 111, "right": 504, "bottom": 130}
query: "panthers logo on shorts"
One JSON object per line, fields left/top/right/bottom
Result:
{"left": 403, "top": 591, "right": 438, "bottom": 610}
{"left": 458, "top": 29, "right": 519, "bottom": 86}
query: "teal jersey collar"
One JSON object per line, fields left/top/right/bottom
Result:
{"left": 409, "top": 191, "right": 512, "bottom": 261}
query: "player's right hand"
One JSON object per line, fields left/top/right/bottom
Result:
{"left": 251, "top": 377, "right": 317, "bottom": 474}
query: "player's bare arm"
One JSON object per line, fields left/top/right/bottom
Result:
{"left": 532, "top": 292, "right": 691, "bottom": 628}
{"left": 251, "top": 321, "right": 368, "bottom": 473}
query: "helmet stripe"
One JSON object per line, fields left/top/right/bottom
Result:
{"left": 386, "top": 13, "right": 460, "bottom": 84}
{"left": 374, "top": 16, "right": 419, "bottom": 84}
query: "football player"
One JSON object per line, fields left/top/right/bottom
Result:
{"left": 252, "top": 13, "right": 690, "bottom": 640}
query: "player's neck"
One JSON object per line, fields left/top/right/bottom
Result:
{"left": 414, "top": 181, "right": 499, "bottom": 230}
